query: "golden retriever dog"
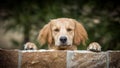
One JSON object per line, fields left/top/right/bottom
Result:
{"left": 24, "top": 18, "right": 101, "bottom": 51}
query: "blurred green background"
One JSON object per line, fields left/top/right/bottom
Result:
{"left": 0, "top": 0, "right": 120, "bottom": 50}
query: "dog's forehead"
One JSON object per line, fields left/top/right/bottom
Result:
{"left": 51, "top": 19, "right": 75, "bottom": 26}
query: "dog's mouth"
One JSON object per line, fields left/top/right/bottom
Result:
{"left": 59, "top": 44, "right": 71, "bottom": 47}
{"left": 60, "top": 43, "right": 67, "bottom": 46}
{"left": 58, "top": 46, "right": 67, "bottom": 50}
{"left": 60, "top": 43, "right": 71, "bottom": 46}
{"left": 58, "top": 45, "right": 71, "bottom": 50}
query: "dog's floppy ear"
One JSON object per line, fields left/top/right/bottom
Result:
{"left": 38, "top": 23, "right": 52, "bottom": 45}
{"left": 73, "top": 19, "right": 88, "bottom": 45}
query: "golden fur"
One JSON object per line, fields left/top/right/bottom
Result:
{"left": 38, "top": 18, "right": 88, "bottom": 50}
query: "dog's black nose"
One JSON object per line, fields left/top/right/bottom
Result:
{"left": 60, "top": 36, "right": 67, "bottom": 43}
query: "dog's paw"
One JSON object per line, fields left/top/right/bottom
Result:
{"left": 87, "top": 42, "right": 101, "bottom": 52}
{"left": 24, "top": 42, "right": 37, "bottom": 50}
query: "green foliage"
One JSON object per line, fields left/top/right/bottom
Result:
{"left": 1, "top": 0, "right": 120, "bottom": 50}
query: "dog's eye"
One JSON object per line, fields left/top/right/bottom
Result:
{"left": 67, "top": 28, "right": 72, "bottom": 32}
{"left": 54, "top": 29, "right": 59, "bottom": 32}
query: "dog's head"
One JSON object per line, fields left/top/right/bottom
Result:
{"left": 38, "top": 18, "right": 88, "bottom": 49}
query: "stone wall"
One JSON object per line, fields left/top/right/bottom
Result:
{"left": 0, "top": 49, "right": 120, "bottom": 68}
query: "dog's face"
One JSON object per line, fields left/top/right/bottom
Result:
{"left": 51, "top": 19, "right": 75, "bottom": 46}
{"left": 38, "top": 18, "right": 88, "bottom": 50}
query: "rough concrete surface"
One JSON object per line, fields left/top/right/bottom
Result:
{"left": 0, "top": 49, "right": 120, "bottom": 68}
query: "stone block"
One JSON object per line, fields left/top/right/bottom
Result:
{"left": 21, "top": 50, "right": 66, "bottom": 68}
{"left": 67, "top": 51, "right": 107, "bottom": 68}
{"left": 0, "top": 49, "right": 18, "bottom": 68}
{"left": 108, "top": 51, "right": 120, "bottom": 68}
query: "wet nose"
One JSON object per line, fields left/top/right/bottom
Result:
{"left": 60, "top": 36, "right": 67, "bottom": 43}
